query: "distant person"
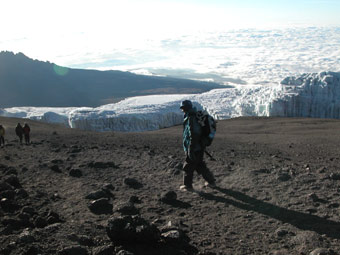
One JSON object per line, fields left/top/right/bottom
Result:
{"left": 0, "top": 125, "right": 5, "bottom": 148}
{"left": 15, "top": 123, "right": 24, "bottom": 144}
{"left": 23, "top": 123, "right": 31, "bottom": 145}
{"left": 179, "top": 100, "right": 216, "bottom": 191}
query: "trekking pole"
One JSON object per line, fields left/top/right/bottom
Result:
{"left": 204, "top": 150, "right": 216, "bottom": 161}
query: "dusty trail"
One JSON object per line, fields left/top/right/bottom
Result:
{"left": 1, "top": 116, "right": 340, "bottom": 255}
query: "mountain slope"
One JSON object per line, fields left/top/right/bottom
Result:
{"left": 0, "top": 51, "right": 224, "bottom": 107}
{"left": 1, "top": 116, "right": 340, "bottom": 254}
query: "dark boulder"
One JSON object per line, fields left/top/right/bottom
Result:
{"left": 69, "top": 168, "right": 82, "bottom": 177}
{"left": 106, "top": 215, "right": 160, "bottom": 244}
{"left": 0, "top": 181, "right": 13, "bottom": 192}
{"left": 17, "top": 229, "right": 35, "bottom": 244}
{"left": 46, "top": 211, "right": 62, "bottom": 224}
{"left": 329, "top": 173, "right": 340, "bottom": 180}
{"left": 116, "top": 202, "right": 139, "bottom": 216}
{"left": 0, "top": 190, "right": 16, "bottom": 199}
{"left": 129, "top": 196, "right": 141, "bottom": 204}
{"left": 4, "top": 175, "right": 21, "bottom": 188}
{"left": 34, "top": 216, "right": 47, "bottom": 228}
{"left": 103, "top": 183, "right": 114, "bottom": 190}
{"left": 88, "top": 198, "right": 113, "bottom": 214}
{"left": 123, "top": 178, "right": 143, "bottom": 189}
{"left": 88, "top": 161, "right": 118, "bottom": 169}
{"left": 51, "top": 159, "right": 64, "bottom": 164}
{"left": 2, "top": 216, "right": 26, "bottom": 231}
{"left": 0, "top": 198, "right": 21, "bottom": 212}
{"left": 51, "top": 165, "right": 62, "bottom": 173}
{"left": 161, "top": 229, "right": 185, "bottom": 244}
{"left": 15, "top": 188, "right": 29, "bottom": 198}
{"left": 85, "top": 190, "right": 109, "bottom": 200}
{"left": 21, "top": 206, "right": 36, "bottom": 216}
{"left": 160, "top": 191, "right": 177, "bottom": 203}
{"left": 4, "top": 167, "right": 18, "bottom": 176}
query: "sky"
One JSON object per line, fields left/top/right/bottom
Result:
{"left": 1, "top": 0, "right": 340, "bottom": 85}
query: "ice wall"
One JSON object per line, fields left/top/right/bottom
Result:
{"left": 1, "top": 72, "right": 340, "bottom": 132}
{"left": 68, "top": 95, "right": 189, "bottom": 131}
{"left": 67, "top": 86, "right": 280, "bottom": 132}
{"left": 269, "top": 72, "right": 340, "bottom": 118}
{"left": 0, "top": 107, "right": 76, "bottom": 126}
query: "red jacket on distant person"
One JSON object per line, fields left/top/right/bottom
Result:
{"left": 23, "top": 124, "right": 30, "bottom": 135}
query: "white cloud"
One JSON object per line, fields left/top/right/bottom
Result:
{"left": 74, "top": 27, "right": 338, "bottom": 86}
{"left": 1, "top": 1, "right": 340, "bottom": 85}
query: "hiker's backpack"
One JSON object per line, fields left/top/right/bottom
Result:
{"left": 196, "top": 110, "right": 216, "bottom": 147}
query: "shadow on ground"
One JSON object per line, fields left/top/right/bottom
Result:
{"left": 198, "top": 187, "right": 340, "bottom": 239}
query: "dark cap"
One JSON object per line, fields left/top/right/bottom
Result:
{"left": 180, "top": 100, "right": 193, "bottom": 110}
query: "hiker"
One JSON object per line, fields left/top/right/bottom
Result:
{"left": 15, "top": 123, "right": 24, "bottom": 144}
{"left": 23, "top": 123, "right": 31, "bottom": 145}
{"left": 0, "top": 125, "right": 5, "bottom": 147}
{"left": 179, "top": 100, "right": 216, "bottom": 191}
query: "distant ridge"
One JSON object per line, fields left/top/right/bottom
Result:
{"left": 0, "top": 51, "right": 224, "bottom": 107}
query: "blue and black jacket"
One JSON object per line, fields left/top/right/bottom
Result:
{"left": 182, "top": 107, "right": 203, "bottom": 155}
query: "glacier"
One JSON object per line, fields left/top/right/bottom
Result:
{"left": 1, "top": 71, "right": 340, "bottom": 132}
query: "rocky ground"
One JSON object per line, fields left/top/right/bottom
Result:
{"left": 1, "top": 116, "right": 340, "bottom": 255}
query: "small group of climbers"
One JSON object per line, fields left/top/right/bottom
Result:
{"left": 0, "top": 123, "right": 31, "bottom": 147}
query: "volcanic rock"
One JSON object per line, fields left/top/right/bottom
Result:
{"left": 85, "top": 190, "right": 109, "bottom": 200}
{"left": 129, "top": 196, "right": 141, "bottom": 204}
{"left": 0, "top": 198, "right": 20, "bottom": 212}
{"left": 116, "top": 202, "right": 139, "bottom": 215}
{"left": 88, "top": 198, "right": 113, "bottom": 214}
{"left": 17, "top": 228, "right": 35, "bottom": 244}
{"left": 88, "top": 161, "right": 118, "bottom": 169}
{"left": 34, "top": 216, "right": 47, "bottom": 228}
{"left": 329, "top": 173, "right": 340, "bottom": 180}
{"left": 69, "top": 168, "right": 82, "bottom": 177}
{"left": 21, "top": 206, "right": 36, "bottom": 215}
{"left": 106, "top": 215, "right": 160, "bottom": 244}
{"left": 0, "top": 181, "right": 13, "bottom": 191}
{"left": 0, "top": 190, "right": 16, "bottom": 199}
{"left": 15, "top": 188, "right": 29, "bottom": 198}
{"left": 4, "top": 175, "right": 21, "bottom": 188}
{"left": 160, "top": 191, "right": 178, "bottom": 203}
{"left": 123, "top": 178, "right": 143, "bottom": 189}
{"left": 51, "top": 164, "right": 62, "bottom": 173}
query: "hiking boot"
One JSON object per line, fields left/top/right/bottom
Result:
{"left": 204, "top": 181, "right": 216, "bottom": 188}
{"left": 179, "top": 185, "right": 194, "bottom": 191}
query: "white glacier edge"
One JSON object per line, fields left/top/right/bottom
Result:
{"left": 1, "top": 71, "right": 340, "bottom": 132}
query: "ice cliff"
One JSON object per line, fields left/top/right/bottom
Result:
{"left": 1, "top": 72, "right": 340, "bottom": 132}
{"left": 270, "top": 72, "right": 340, "bottom": 118}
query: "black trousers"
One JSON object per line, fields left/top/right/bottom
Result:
{"left": 182, "top": 150, "right": 215, "bottom": 188}
{"left": 24, "top": 134, "right": 30, "bottom": 144}
{"left": 17, "top": 134, "right": 23, "bottom": 144}
{"left": 0, "top": 136, "right": 4, "bottom": 146}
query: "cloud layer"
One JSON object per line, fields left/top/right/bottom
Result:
{"left": 63, "top": 27, "right": 340, "bottom": 86}
{"left": 2, "top": 27, "right": 339, "bottom": 86}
